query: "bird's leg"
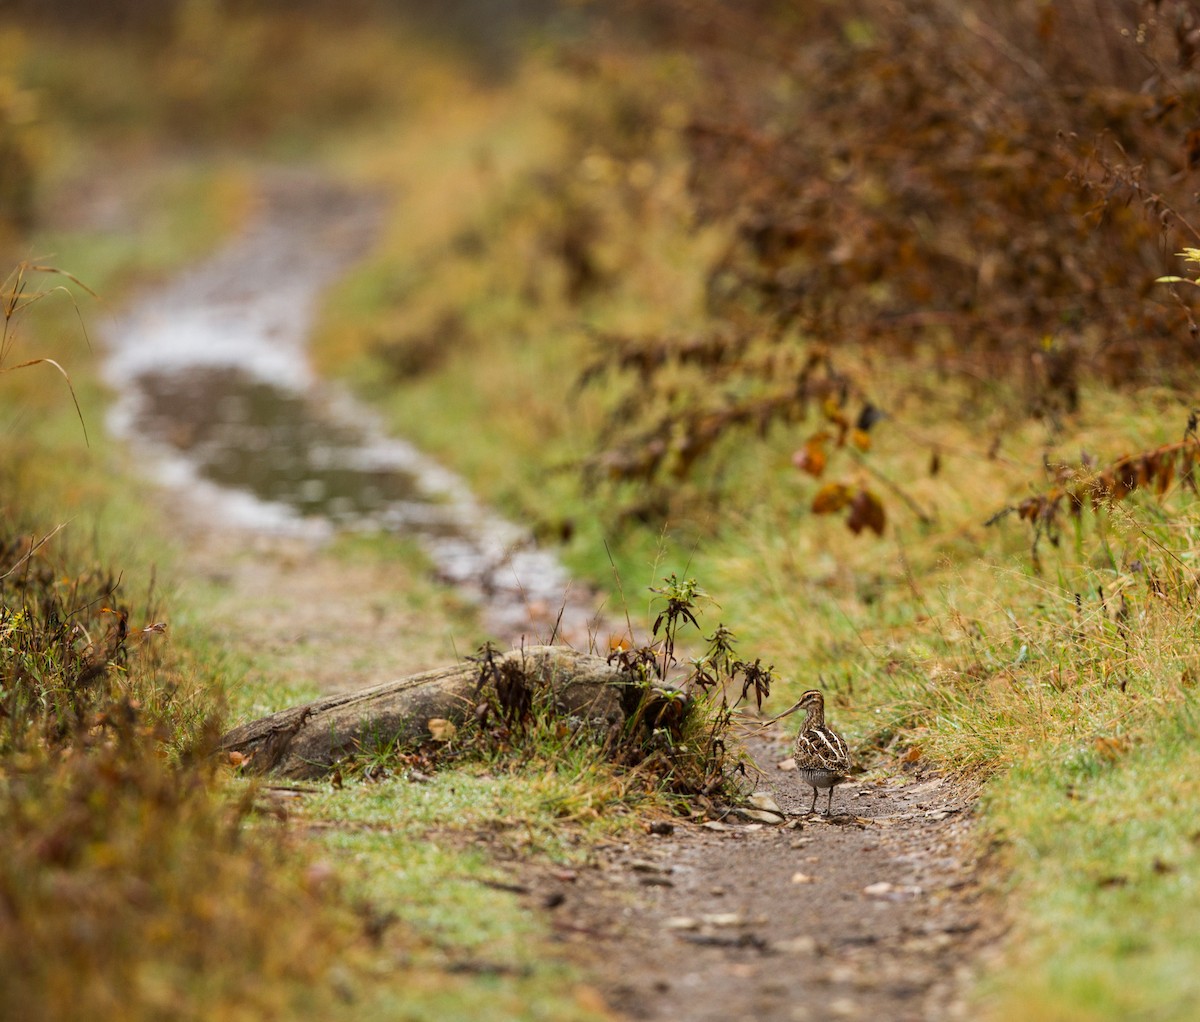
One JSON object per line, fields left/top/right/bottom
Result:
{"left": 826, "top": 786, "right": 835, "bottom": 815}
{"left": 809, "top": 786, "right": 817, "bottom": 814}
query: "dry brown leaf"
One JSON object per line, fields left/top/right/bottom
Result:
{"left": 846, "top": 488, "right": 886, "bottom": 536}
{"left": 811, "top": 482, "right": 853, "bottom": 515}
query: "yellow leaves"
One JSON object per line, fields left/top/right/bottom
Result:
{"left": 1156, "top": 248, "right": 1200, "bottom": 286}
{"left": 427, "top": 718, "right": 457, "bottom": 742}
{"left": 822, "top": 396, "right": 848, "bottom": 430}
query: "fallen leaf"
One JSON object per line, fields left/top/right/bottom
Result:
{"left": 427, "top": 718, "right": 457, "bottom": 742}
{"left": 736, "top": 808, "right": 787, "bottom": 824}
{"left": 748, "top": 791, "right": 783, "bottom": 814}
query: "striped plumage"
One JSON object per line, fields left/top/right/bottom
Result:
{"left": 792, "top": 689, "right": 852, "bottom": 815}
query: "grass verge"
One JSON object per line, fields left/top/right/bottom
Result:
{"left": 11, "top": 7, "right": 1200, "bottom": 1018}
{"left": 307, "top": 40, "right": 1200, "bottom": 1020}
{"left": 0, "top": 152, "right": 623, "bottom": 1022}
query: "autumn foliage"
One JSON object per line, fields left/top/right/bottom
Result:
{"left": 989, "top": 414, "right": 1200, "bottom": 563}
{"left": 566, "top": 0, "right": 1200, "bottom": 527}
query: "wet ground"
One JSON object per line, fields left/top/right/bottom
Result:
{"left": 103, "top": 171, "right": 601, "bottom": 646}
{"left": 101, "top": 171, "right": 993, "bottom": 1022}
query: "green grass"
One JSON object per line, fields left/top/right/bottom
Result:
{"left": 2, "top": 287, "right": 624, "bottom": 1021}
{"left": 302, "top": 38, "right": 1200, "bottom": 1019}
{"left": 985, "top": 703, "right": 1200, "bottom": 1021}
{"left": 211, "top": 767, "right": 622, "bottom": 1022}
{"left": 11, "top": 7, "right": 1200, "bottom": 1019}
{"left": 0, "top": 25, "right": 644, "bottom": 1020}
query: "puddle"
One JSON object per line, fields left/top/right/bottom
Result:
{"left": 101, "top": 173, "right": 600, "bottom": 643}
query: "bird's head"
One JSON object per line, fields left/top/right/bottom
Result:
{"left": 796, "top": 688, "right": 827, "bottom": 726}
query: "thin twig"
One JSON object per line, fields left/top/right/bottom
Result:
{"left": 1, "top": 522, "right": 69, "bottom": 581}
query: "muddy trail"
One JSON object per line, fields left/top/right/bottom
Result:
{"left": 528, "top": 750, "right": 990, "bottom": 1022}
{"left": 103, "top": 173, "right": 993, "bottom": 1022}
{"left": 103, "top": 169, "right": 602, "bottom": 649}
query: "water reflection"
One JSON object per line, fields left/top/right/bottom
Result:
{"left": 132, "top": 366, "right": 447, "bottom": 527}
{"left": 102, "top": 175, "right": 598, "bottom": 643}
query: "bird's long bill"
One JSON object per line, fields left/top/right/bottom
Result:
{"left": 733, "top": 696, "right": 807, "bottom": 738}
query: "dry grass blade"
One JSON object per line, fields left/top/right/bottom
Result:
{"left": 2, "top": 262, "right": 94, "bottom": 446}
{"left": 0, "top": 522, "right": 69, "bottom": 581}
{"left": 23, "top": 263, "right": 98, "bottom": 299}
{"left": 1, "top": 357, "right": 89, "bottom": 446}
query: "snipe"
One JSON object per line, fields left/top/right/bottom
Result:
{"left": 792, "top": 689, "right": 852, "bottom": 815}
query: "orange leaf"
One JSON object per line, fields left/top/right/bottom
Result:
{"left": 1155, "top": 454, "right": 1175, "bottom": 496}
{"left": 1017, "top": 497, "right": 1041, "bottom": 522}
{"left": 792, "top": 433, "right": 829, "bottom": 477}
{"left": 850, "top": 428, "right": 871, "bottom": 451}
{"left": 1181, "top": 448, "right": 1196, "bottom": 492}
{"left": 811, "top": 482, "right": 853, "bottom": 514}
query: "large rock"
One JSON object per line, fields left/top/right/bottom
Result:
{"left": 218, "top": 645, "right": 640, "bottom": 778}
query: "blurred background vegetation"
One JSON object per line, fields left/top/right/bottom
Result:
{"left": 6, "top": 1, "right": 1200, "bottom": 1019}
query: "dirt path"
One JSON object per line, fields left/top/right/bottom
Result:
{"left": 535, "top": 751, "right": 990, "bottom": 1022}
{"left": 110, "top": 172, "right": 994, "bottom": 1022}
{"left": 182, "top": 527, "right": 994, "bottom": 1021}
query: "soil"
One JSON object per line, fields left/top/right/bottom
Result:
{"left": 528, "top": 752, "right": 994, "bottom": 1022}
{"left": 110, "top": 172, "right": 998, "bottom": 1022}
